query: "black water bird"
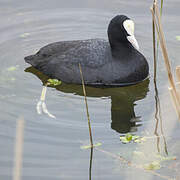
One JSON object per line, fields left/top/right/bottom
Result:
{"left": 25, "top": 15, "right": 149, "bottom": 86}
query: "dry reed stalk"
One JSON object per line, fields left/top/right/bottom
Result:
{"left": 79, "top": 63, "right": 93, "bottom": 147}
{"left": 154, "top": 4, "right": 179, "bottom": 101}
{"left": 154, "top": 4, "right": 175, "bottom": 88}
{"left": 176, "top": 66, "right": 180, "bottom": 100}
{"left": 89, "top": 147, "right": 93, "bottom": 180}
{"left": 151, "top": 2, "right": 180, "bottom": 116}
{"left": 152, "top": 0, "right": 161, "bottom": 154}
{"left": 152, "top": 7, "right": 157, "bottom": 82}
{"left": 176, "top": 66, "right": 180, "bottom": 84}
{"left": 168, "top": 87, "right": 180, "bottom": 119}
{"left": 13, "top": 117, "right": 25, "bottom": 180}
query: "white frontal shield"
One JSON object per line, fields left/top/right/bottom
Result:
{"left": 123, "top": 19, "right": 139, "bottom": 50}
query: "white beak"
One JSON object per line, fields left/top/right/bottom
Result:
{"left": 127, "top": 35, "right": 139, "bottom": 50}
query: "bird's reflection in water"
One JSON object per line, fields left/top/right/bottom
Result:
{"left": 25, "top": 67, "right": 149, "bottom": 134}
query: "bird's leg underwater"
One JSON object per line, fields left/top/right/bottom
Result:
{"left": 36, "top": 85, "right": 56, "bottom": 119}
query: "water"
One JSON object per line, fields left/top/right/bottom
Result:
{"left": 0, "top": 0, "right": 180, "bottom": 179}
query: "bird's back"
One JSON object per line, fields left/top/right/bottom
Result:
{"left": 25, "top": 39, "right": 113, "bottom": 84}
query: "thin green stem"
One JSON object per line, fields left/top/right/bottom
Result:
{"left": 79, "top": 63, "right": 93, "bottom": 147}
{"left": 160, "top": 0, "right": 164, "bottom": 16}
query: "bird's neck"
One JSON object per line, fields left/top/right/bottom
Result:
{"left": 110, "top": 42, "right": 135, "bottom": 58}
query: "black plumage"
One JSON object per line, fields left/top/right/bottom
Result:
{"left": 25, "top": 15, "right": 149, "bottom": 86}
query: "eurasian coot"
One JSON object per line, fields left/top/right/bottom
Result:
{"left": 25, "top": 15, "right": 149, "bottom": 86}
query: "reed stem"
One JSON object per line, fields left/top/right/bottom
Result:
{"left": 151, "top": 2, "right": 180, "bottom": 107}
{"left": 176, "top": 66, "right": 180, "bottom": 83}
{"left": 79, "top": 63, "right": 93, "bottom": 147}
{"left": 152, "top": 3, "right": 157, "bottom": 82}
{"left": 13, "top": 117, "right": 25, "bottom": 180}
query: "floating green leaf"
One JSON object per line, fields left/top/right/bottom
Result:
{"left": 126, "top": 134, "right": 132, "bottom": 141}
{"left": 7, "top": 66, "right": 18, "bottom": 72}
{"left": 144, "top": 161, "right": 161, "bottom": 170}
{"left": 132, "top": 135, "right": 140, "bottom": 140}
{"left": 120, "top": 134, "right": 146, "bottom": 144}
{"left": 81, "top": 142, "right": 102, "bottom": 149}
{"left": 176, "top": 36, "right": 180, "bottom": 41}
{"left": 134, "top": 137, "right": 147, "bottom": 143}
{"left": 20, "top": 33, "right": 30, "bottom": 38}
{"left": 120, "top": 134, "right": 134, "bottom": 143}
{"left": 120, "top": 136, "right": 130, "bottom": 143}
{"left": 47, "top": 79, "right": 61, "bottom": 86}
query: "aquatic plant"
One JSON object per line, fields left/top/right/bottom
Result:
{"left": 47, "top": 78, "right": 61, "bottom": 86}
{"left": 120, "top": 133, "right": 146, "bottom": 144}
{"left": 79, "top": 63, "right": 93, "bottom": 147}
